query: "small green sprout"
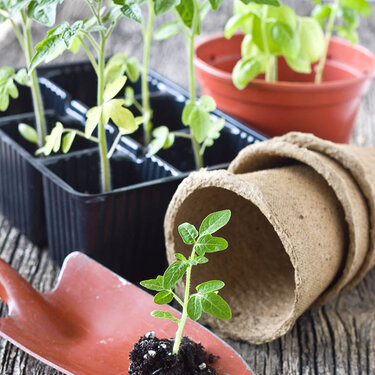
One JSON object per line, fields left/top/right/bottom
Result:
{"left": 141, "top": 209, "right": 232, "bottom": 355}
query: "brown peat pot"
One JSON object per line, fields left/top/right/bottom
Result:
{"left": 0, "top": 252, "right": 254, "bottom": 375}
{"left": 194, "top": 34, "right": 375, "bottom": 143}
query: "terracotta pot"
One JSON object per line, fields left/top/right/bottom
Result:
{"left": 194, "top": 34, "right": 375, "bottom": 143}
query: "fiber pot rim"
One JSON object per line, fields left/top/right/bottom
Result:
{"left": 164, "top": 169, "right": 304, "bottom": 344}
{"left": 194, "top": 34, "right": 375, "bottom": 92}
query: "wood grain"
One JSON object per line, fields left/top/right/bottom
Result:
{"left": 0, "top": 1, "right": 374, "bottom": 374}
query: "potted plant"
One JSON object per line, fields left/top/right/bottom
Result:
{"left": 194, "top": 0, "right": 375, "bottom": 143}
{"left": 130, "top": 209, "right": 232, "bottom": 373}
{"left": 0, "top": 0, "right": 92, "bottom": 245}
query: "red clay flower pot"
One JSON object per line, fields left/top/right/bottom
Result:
{"left": 194, "top": 34, "right": 375, "bottom": 143}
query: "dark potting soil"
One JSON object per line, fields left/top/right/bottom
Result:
{"left": 128, "top": 332, "right": 218, "bottom": 375}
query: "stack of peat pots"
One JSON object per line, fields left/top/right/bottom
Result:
{"left": 0, "top": 61, "right": 266, "bottom": 283}
{"left": 164, "top": 132, "right": 375, "bottom": 344}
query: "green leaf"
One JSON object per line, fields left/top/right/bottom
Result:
{"left": 336, "top": 25, "right": 359, "bottom": 44}
{"left": 62, "top": 131, "right": 76, "bottom": 153}
{"left": 27, "top": 0, "right": 62, "bottom": 27}
{"left": 338, "top": 6, "right": 359, "bottom": 28}
{"left": 195, "top": 234, "right": 228, "bottom": 255}
{"left": 120, "top": 3, "right": 142, "bottom": 23}
{"left": 182, "top": 102, "right": 195, "bottom": 125}
{"left": 175, "top": 253, "right": 187, "bottom": 261}
{"left": 178, "top": 223, "right": 198, "bottom": 245}
{"left": 7, "top": 0, "right": 29, "bottom": 16}
{"left": 154, "top": 21, "right": 181, "bottom": 40}
{"left": 6, "top": 81, "right": 18, "bottom": 99}
{"left": 209, "top": 0, "right": 223, "bottom": 10}
{"left": 270, "top": 21, "right": 299, "bottom": 58}
{"left": 176, "top": 0, "right": 194, "bottom": 28}
{"left": 232, "top": 57, "right": 261, "bottom": 89}
{"left": 126, "top": 56, "right": 140, "bottom": 82}
{"left": 29, "top": 34, "right": 64, "bottom": 72}
{"left": 140, "top": 277, "right": 164, "bottom": 291}
{"left": 0, "top": 66, "right": 14, "bottom": 84}
{"left": 195, "top": 255, "right": 209, "bottom": 264}
{"left": 298, "top": 17, "right": 324, "bottom": 63}
{"left": 224, "top": 13, "right": 252, "bottom": 39}
{"left": 311, "top": 4, "right": 331, "bottom": 24}
{"left": 154, "top": 290, "right": 173, "bottom": 305}
{"left": 14, "top": 69, "right": 29, "bottom": 86}
{"left": 189, "top": 107, "right": 211, "bottom": 143}
{"left": 52, "top": 121, "right": 63, "bottom": 152}
{"left": 201, "top": 292, "right": 231, "bottom": 319}
{"left": 199, "top": 209, "right": 231, "bottom": 236}
{"left": 103, "top": 76, "right": 127, "bottom": 102}
{"left": 196, "top": 280, "right": 225, "bottom": 294}
{"left": 187, "top": 295, "right": 202, "bottom": 320}
{"left": 104, "top": 53, "right": 128, "bottom": 85}
{"left": 154, "top": 0, "right": 180, "bottom": 16}
{"left": 285, "top": 52, "right": 312, "bottom": 74}
{"left": 0, "top": 91, "right": 9, "bottom": 111}
{"left": 197, "top": 95, "right": 216, "bottom": 112}
{"left": 148, "top": 126, "right": 173, "bottom": 154}
{"left": 201, "top": 118, "right": 225, "bottom": 151}
{"left": 103, "top": 99, "right": 138, "bottom": 134}
{"left": 340, "top": 0, "right": 371, "bottom": 17}
{"left": 163, "top": 261, "right": 189, "bottom": 289}
{"left": 18, "top": 123, "right": 39, "bottom": 144}
{"left": 85, "top": 106, "right": 102, "bottom": 138}
{"left": 124, "top": 86, "right": 135, "bottom": 107}
{"left": 151, "top": 310, "right": 179, "bottom": 322}
{"left": 39, "top": 121, "right": 64, "bottom": 156}
{"left": 267, "top": 3, "right": 297, "bottom": 29}
{"left": 239, "top": 0, "right": 280, "bottom": 5}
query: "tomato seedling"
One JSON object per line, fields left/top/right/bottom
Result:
{"left": 29, "top": 0, "right": 141, "bottom": 192}
{"left": 141, "top": 209, "right": 232, "bottom": 355}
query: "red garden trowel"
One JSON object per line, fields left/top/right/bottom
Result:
{"left": 0, "top": 252, "right": 253, "bottom": 375}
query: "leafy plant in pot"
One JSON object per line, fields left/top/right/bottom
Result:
{"left": 130, "top": 210, "right": 232, "bottom": 374}
{"left": 194, "top": 0, "right": 375, "bottom": 143}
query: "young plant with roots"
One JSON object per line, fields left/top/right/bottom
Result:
{"left": 141, "top": 209, "right": 232, "bottom": 355}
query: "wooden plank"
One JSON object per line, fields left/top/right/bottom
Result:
{"left": 0, "top": 1, "right": 374, "bottom": 374}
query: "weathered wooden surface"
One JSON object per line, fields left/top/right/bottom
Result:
{"left": 0, "top": 1, "right": 374, "bottom": 374}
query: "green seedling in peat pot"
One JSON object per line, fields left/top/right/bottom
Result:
{"left": 312, "top": 0, "right": 371, "bottom": 83}
{"left": 29, "top": 0, "right": 142, "bottom": 192}
{"left": 225, "top": 0, "right": 326, "bottom": 89}
{"left": 141, "top": 209, "right": 232, "bottom": 355}
{"left": 0, "top": 0, "right": 64, "bottom": 147}
{"left": 114, "top": 0, "right": 180, "bottom": 146}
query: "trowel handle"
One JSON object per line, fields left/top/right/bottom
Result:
{"left": 0, "top": 257, "right": 40, "bottom": 314}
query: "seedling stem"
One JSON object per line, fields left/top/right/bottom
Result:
{"left": 315, "top": 0, "right": 340, "bottom": 84}
{"left": 21, "top": 10, "right": 46, "bottom": 147}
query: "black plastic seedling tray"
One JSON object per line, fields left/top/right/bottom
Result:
{"left": 36, "top": 61, "right": 267, "bottom": 281}
{"left": 0, "top": 109, "right": 96, "bottom": 245}
{"left": 42, "top": 147, "right": 180, "bottom": 282}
